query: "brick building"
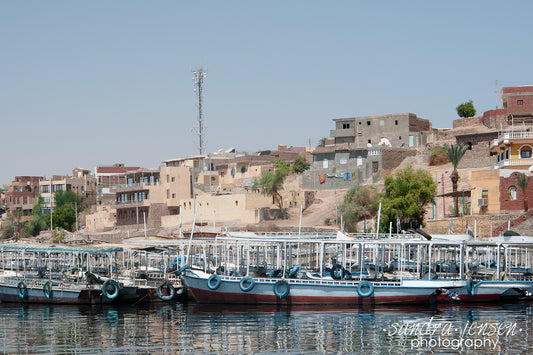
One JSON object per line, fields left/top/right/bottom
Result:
{"left": 3, "top": 176, "right": 42, "bottom": 221}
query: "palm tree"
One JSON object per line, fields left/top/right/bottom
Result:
{"left": 443, "top": 143, "right": 468, "bottom": 216}
{"left": 516, "top": 173, "right": 531, "bottom": 211}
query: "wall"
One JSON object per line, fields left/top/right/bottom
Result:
{"left": 452, "top": 116, "right": 482, "bottom": 128}
{"left": 425, "top": 214, "right": 521, "bottom": 239}
{"left": 175, "top": 193, "right": 274, "bottom": 226}
{"left": 302, "top": 149, "right": 374, "bottom": 190}
{"left": 499, "top": 171, "right": 533, "bottom": 212}
{"left": 85, "top": 205, "right": 116, "bottom": 232}
{"left": 380, "top": 147, "right": 418, "bottom": 174}
{"left": 469, "top": 169, "right": 500, "bottom": 214}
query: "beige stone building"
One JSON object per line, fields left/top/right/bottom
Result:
{"left": 113, "top": 165, "right": 191, "bottom": 228}
{"left": 470, "top": 169, "right": 501, "bottom": 215}
{"left": 85, "top": 205, "right": 116, "bottom": 232}
{"left": 163, "top": 192, "right": 276, "bottom": 228}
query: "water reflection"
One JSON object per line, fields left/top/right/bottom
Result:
{"left": 0, "top": 302, "right": 531, "bottom": 353}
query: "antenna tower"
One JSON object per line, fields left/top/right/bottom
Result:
{"left": 192, "top": 66, "right": 207, "bottom": 155}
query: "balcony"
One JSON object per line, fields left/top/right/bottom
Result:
{"left": 492, "top": 158, "right": 533, "bottom": 169}
{"left": 113, "top": 182, "right": 157, "bottom": 193}
{"left": 113, "top": 200, "right": 150, "bottom": 209}
{"left": 330, "top": 128, "right": 356, "bottom": 138}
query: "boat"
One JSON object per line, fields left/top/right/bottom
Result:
{"left": 0, "top": 242, "right": 132, "bottom": 304}
{"left": 181, "top": 237, "right": 467, "bottom": 305}
{"left": 444, "top": 240, "right": 533, "bottom": 302}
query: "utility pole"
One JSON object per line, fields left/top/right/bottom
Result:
{"left": 192, "top": 67, "right": 208, "bottom": 155}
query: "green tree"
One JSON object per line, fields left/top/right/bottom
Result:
{"left": 48, "top": 206, "right": 76, "bottom": 231}
{"left": 253, "top": 159, "right": 290, "bottom": 218}
{"left": 292, "top": 155, "right": 310, "bottom": 173}
{"left": 340, "top": 185, "right": 379, "bottom": 232}
{"left": 516, "top": 173, "right": 531, "bottom": 212}
{"left": 24, "top": 195, "right": 47, "bottom": 237}
{"left": 456, "top": 100, "right": 476, "bottom": 118}
{"left": 443, "top": 143, "right": 468, "bottom": 216}
{"left": 46, "top": 190, "right": 81, "bottom": 231}
{"left": 317, "top": 137, "right": 328, "bottom": 147}
{"left": 380, "top": 166, "right": 436, "bottom": 232}
{"left": 54, "top": 190, "right": 82, "bottom": 209}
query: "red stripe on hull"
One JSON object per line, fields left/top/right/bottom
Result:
{"left": 188, "top": 287, "right": 431, "bottom": 305}
{"left": 436, "top": 294, "right": 501, "bottom": 303}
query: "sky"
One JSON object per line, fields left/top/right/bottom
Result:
{"left": 1, "top": 0, "right": 532, "bottom": 185}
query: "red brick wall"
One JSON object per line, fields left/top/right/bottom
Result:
{"left": 499, "top": 172, "right": 533, "bottom": 211}
{"left": 506, "top": 93, "right": 533, "bottom": 115}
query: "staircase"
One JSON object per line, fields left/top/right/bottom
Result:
{"left": 492, "top": 209, "right": 533, "bottom": 237}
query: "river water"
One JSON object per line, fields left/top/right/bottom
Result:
{"left": 0, "top": 301, "right": 531, "bottom": 354}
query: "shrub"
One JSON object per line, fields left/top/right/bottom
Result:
{"left": 429, "top": 146, "right": 450, "bottom": 166}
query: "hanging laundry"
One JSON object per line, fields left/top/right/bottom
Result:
{"left": 318, "top": 174, "right": 326, "bottom": 184}
{"left": 344, "top": 172, "right": 351, "bottom": 181}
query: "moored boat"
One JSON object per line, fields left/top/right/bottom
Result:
{"left": 181, "top": 237, "right": 468, "bottom": 305}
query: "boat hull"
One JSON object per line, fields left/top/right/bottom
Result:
{"left": 0, "top": 283, "right": 113, "bottom": 305}
{"left": 183, "top": 273, "right": 465, "bottom": 305}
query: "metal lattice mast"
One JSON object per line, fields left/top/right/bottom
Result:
{"left": 192, "top": 67, "right": 207, "bottom": 155}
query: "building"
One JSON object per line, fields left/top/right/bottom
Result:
{"left": 3, "top": 176, "right": 42, "bottom": 222}
{"left": 39, "top": 170, "right": 96, "bottom": 214}
{"left": 95, "top": 164, "right": 142, "bottom": 205}
{"left": 490, "top": 128, "right": 533, "bottom": 170}
{"left": 330, "top": 113, "right": 431, "bottom": 150}
{"left": 302, "top": 146, "right": 417, "bottom": 190}
{"left": 113, "top": 166, "right": 191, "bottom": 228}
{"left": 85, "top": 205, "right": 116, "bottom": 233}
{"left": 170, "top": 192, "right": 277, "bottom": 228}
{"left": 469, "top": 125, "right": 533, "bottom": 214}
{"left": 164, "top": 149, "right": 306, "bottom": 195}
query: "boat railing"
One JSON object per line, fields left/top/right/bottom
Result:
{"left": 218, "top": 275, "right": 402, "bottom": 287}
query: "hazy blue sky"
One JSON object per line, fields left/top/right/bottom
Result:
{"left": 1, "top": 1, "right": 532, "bottom": 185}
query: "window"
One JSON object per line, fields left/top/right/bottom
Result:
{"left": 372, "top": 161, "right": 379, "bottom": 174}
{"left": 368, "top": 139, "right": 372, "bottom": 144}
{"left": 367, "top": 121, "right": 371, "bottom": 126}
{"left": 395, "top": 120, "right": 398, "bottom": 125}
{"left": 521, "top": 146, "right": 532, "bottom": 158}
{"left": 172, "top": 193, "right": 176, "bottom": 198}
{"left": 508, "top": 186, "right": 517, "bottom": 201}
{"left": 166, "top": 175, "right": 169, "bottom": 183}
{"left": 518, "top": 99, "right": 524, "bottom": 106}
{"left": 399, "top": 136, "right": 402, "bottom": 140}
{"left": 359, "top": 122, "right": 362, "bottom": 125}
{"left": 171, "top": 177, "right": 175, "bottom": 182}
{"left": 342, "top": 123, "right": 350, "bottom": 129}
{"left": 323, "top": 159, "right": 328, "bottom": 169}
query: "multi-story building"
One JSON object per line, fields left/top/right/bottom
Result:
{"left": 490, "top": 128, "right": 533, "bottom": 170}
{"left": 164, "top": 148, "right": 306, "bottom": 195}
{"left": 330, "top": 113, "right": 431, "bottom": 150}
{"left": 3, "top": 176, "right": 42, "bottom": 222}
{"left": 113, "top": 166, "right": 191, "bottom": 228}
{"left": 39, "top": 170, "right": 96, "bottom": 214}
{"left": 469, "top": 125, "right": 533, "bottom": 214}
{"left": 95, "top": 164, "right": 141, "bottom": 205}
